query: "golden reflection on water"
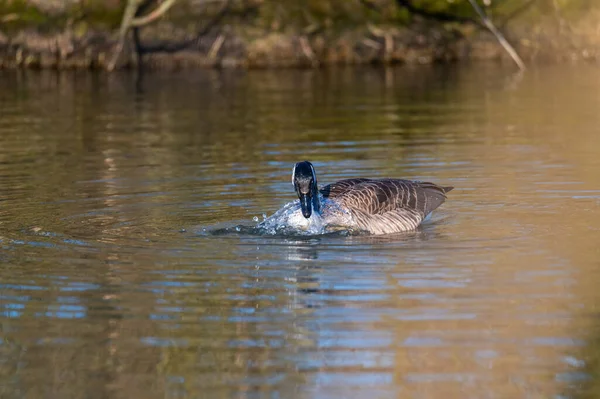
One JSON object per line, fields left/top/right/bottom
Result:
{"left": 0, "top": 66, "right": 600, "bottom": 398}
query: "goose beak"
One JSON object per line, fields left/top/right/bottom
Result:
{"left": 299, "top": 193, "right": 312, "bottom": 218}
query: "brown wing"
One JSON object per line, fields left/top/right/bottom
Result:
{"left": 329, "top": 179, "right": 453, "bottom": 217}
{"left": 350, "top": 207, "right": 425, "bottom": 234}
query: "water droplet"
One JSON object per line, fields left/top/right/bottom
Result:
{"left": 262, "top": 213, "right": 267, "bottom": 220}
{"left": 235, "top": 226, "right": 241, "bottom": 232}
{"left": 253, "top": 216, "right": 259, "bottom": 222}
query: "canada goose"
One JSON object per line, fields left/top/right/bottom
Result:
{"left": 290, "top": 161, "right": 453, "bottom": 235}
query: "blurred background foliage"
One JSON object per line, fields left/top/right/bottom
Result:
{"left": 0, "top": 0, "right": 598, "bottom": 68}
{"left": 0, "top": 0, "right": 596, "bottom": 32}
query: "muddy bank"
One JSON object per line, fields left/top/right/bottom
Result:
{"left": 0, "top": 1, "right": 598, "bottom": 70}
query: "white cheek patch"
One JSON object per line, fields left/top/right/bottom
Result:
{"left": 291, "top": 163, "right": 296, "bottom": 186}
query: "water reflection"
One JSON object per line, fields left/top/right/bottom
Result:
{"left": 1, "top": 65, "right": 600, "bottom": 398}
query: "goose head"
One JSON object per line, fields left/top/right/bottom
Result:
{"left": 292, "top": 161, "right": 321, "bottom": 218}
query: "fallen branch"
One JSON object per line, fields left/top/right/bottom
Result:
{"left": 208, "top": 34, "right": 225, "bottom": 59}
{"left": 384, "top": 33, "right": 393, "bottom": 62}
{"left": 107, "top": 0, "right": 142, "bottom": 71}
{"left": 132, "top": 0, "right": 155, "bottom": 60}
{"left": 466, "top": 0, "right": 526, "bottom": 71}
{"left": 131, "top": 0, "right": 177, "bottom": 27}
{"left": 107, "top": 0, "right": 178, "bottom": 71}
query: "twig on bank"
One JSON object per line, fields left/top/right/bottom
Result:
{"left": 299, "top": 35, "right": 318, "bottom": 67}
{"left": 384, "top": 33, "right": 393, "bottom": 62}
{"left": 208, "top": 34, "right": 225, "bottom": 59}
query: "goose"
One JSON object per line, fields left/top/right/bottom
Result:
{"left": 289, "top": 161, "right": 453, "bottom": 235}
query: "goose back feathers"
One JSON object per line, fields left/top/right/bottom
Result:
{"left": 320, "top": 179, "right": 453, "bottom": 234}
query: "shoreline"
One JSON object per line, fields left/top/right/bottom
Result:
{"left": 1, "top": 2, "right": 598, "bottom": 70}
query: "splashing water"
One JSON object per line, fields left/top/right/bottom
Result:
{"left": 256, "top": 201, "right": 327, "bottom": 235}
{"left": 252, "top": 196, "right": 360, "bottom": 236}
{"left": 208, "top": 198, "right": 357, "bottom": 237}
{"left": 208, "top": 197, "right": 358, "bottom": 237}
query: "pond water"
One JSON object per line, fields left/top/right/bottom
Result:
{"left": 1, "top": 65, "right": 600, "bottom": 398}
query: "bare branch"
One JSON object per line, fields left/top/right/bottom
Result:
{"left": 107, "top": 0, "right": 143, "bottom": 71}
{"left": 466, "top": 0, "right": 526, "bottom": 71}
{"left": 208, "top": 34, "right": 225, "bottom": 59}
{"left": 131, "top": 0, "right": 177, "bottom": 28}
{"left": 108, "top": 0, "right": 180, "bottom": 70}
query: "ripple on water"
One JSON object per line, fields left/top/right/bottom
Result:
{"left": 1, "top": 67, "right": 600, "bottom": 399}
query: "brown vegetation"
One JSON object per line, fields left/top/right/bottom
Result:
{"left": 0, "top": 0, "right": 598, "bottom": 70}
